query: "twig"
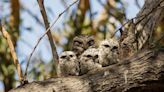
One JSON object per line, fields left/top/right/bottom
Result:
{"left": 21, "top": 5, "right": 44, "bottom": 27}
{"left": 135, "top": 0, "right": 142, "bottom": 9}
{"left": 124, "top": 70, "right": 128, "bottom": 84}
{"left": 111, "top": 1, "right": 164, "bottom": 38}
{"left": 110, "top": 15, "right": 145, "bottom": 38}
{"left": 24, "top": 0, "right": 79, "bottom": 79}
{"left": 37, "top": 0, "right": 60, "bottom": 77}
{"left": 0, "top": 22, "right": 23, "bottom": 83}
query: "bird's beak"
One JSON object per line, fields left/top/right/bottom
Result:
{"left": 84, "top": 45, "right": 88, "bottom": 50}
{"left": 66, "top": 56, "right": 70, "bottom": 60}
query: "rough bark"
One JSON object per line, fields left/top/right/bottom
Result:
{"left": 120, "top": 0, "right": 164, "bottom": 58}
{"left": 9, "top": 49, "right": 164, "bottom": 92}
{"left": 135, "top": 0, "right": 164, "bottom": 50}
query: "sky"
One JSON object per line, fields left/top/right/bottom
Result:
{"left": 0, "top": 0, "right": 144, "bottom": 91}
{"left": 17, "top": 0, "right": 144, "bottom": 62}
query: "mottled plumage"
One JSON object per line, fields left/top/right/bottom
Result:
{"left": 59, "top": 51, "right": 79, "bottom": 76}
{"left": 79, "top": 48, "right": 102, "bottom": 75}
{"left": 98, "top": 39, "right": 119, "bottom": 67}
{"left": 72, "top": 35, "right": 96, "bottom": 57}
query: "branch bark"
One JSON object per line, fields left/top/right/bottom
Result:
{"left": 9, "top": 49, "right": 164, "bottom": 92}
{"left": 120, "top": 0, "right": 164, "bottom": 58}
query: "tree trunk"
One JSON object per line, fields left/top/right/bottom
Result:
{"left": 120, "top": 0, "right": 164, "bottom": 58}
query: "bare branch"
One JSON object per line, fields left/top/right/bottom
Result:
{"left": 135, "top": 0, "right": 142, "bottom": 9}
{"left": 111, "top": 2, "right": 164, "bottom": 38}
{"left": 119, "top": 0, "right": 164, "bottom": 59}
{"left": 37, "top": 0, "right": 61, "bottom": 77}
{"left": 24, "top": 0, "right": 79, "bottom": 79}
{"left": 21, "top": 5, "right": 44, "bottom": 27}
{"left": 0, "top": 22, "right": 23, "bottom": 83}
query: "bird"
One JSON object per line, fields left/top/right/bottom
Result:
{"left": 98, "top": 39, "right": 119, "bottom": 67}
{"left": 71, "top": 35, "right": 96, "bottom": 57}
{"left": 59, "top": 51, "right": 79, "bottom": 76}
{"left": 79, "top": 48, "right": 102, "bottom": 75}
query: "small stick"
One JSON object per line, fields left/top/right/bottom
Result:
{"left": 124, "top": 70, "right": 128, "bottom": 84}
{"left": 111, "top": 2, "right": 164, "bottom": 38}
{"left": 0, "top": 22, "right": 23, "bottom": 83}
{"left": 24, "top": 0, "right": 79, "bottom": 79}
{"left": 37, "top": 0, "right": 59, "bottom": 77}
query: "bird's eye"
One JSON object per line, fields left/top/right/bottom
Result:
{"left": 112, "top": 46, "right": 118, "bottom": 50}
{"left": 95, "top": 55, "right": 99, "bottom": 58}
{"left": 88, "top": 40, "right": 94, "bottom": 46}
{"left": 74, "top": 41, "right": 82, "bottom": 46}
{"left": 70, "top": 55, "right": 73, "bottom": 57}
{"left": 103, "top": 45, "right": 110, "bottom": 47}
{"left": 86, "top": 55, "right": 92, "bottom": 58}
{"left": 122, "top": 43, "right": 127, "bottom": 47}
{"left": 60, "top": 56, "right": 66, "bottom": 58}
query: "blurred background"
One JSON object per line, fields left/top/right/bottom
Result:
{"left": 0, "top": 0, "right": 144, "bottom": 92}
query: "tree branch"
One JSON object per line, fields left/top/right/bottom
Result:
{"left": 37, "top": 0, "right": 59, "bottom": 77}
{"left": 0, "top": 22, "right": 23, "bottom": 83}
{"left": 24, "top": 0, "right": 79, "bottom": 79}
{"left": 9, "top": 49, "right": 164, "bottom": 92}
{"left": 120, "top": 0, "right": 164, "bottom": 59}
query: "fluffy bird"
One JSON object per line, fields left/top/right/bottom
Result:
{"left": 98, "top": 39, "right": 119, "bottom": 67}
{"left": 79, "top": 48, "right": 102, "bottom": 75}
{"left": 59, "top": 51, "right": 79, "bottom": 76}
{"left": 71, "top": 35, "right": 96, "bottom": 57}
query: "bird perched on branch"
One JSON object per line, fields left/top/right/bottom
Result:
{"left": 59, "top": 51, "right": 79, "bottom": 76}
{"left": 71, "top": 35, "right": 96, "bottom": 57}
{"left": 79, "top": 48, "right": 102, "bottom": 75}
{"left": 98, "top": 39, "right": 119, "bottom": 67}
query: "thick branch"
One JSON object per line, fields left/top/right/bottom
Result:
{"left": 9, "top": 49, "right": 164, "bottom": 92}
{"left": 120, "top": 0, "right": 164, "bottom": 58}
{"left": 135, "top": 0, "right": 164, "bottom": 49}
